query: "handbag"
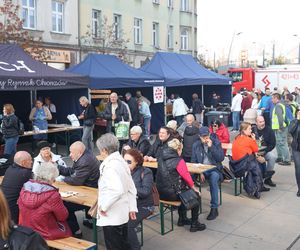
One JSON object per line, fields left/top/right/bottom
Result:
{"left": 177, "top": 188, "right": 201, "bottom": 210}
{"left": 88, "top": 200, "right": 98, "bottom": 218}
{"left": 164, "top": 161, "right": 200, "bottom": 210}
{"left": 115, "top": 117, "right": 130, "bottom": 140}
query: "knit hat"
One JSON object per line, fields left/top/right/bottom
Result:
{"left": 166, "top": 120, "right": 177, "bottom": 130}
{"left": 37, "top": 141, "right": 52, "bottom": 150}
{"left": 243, "top": 108, "right": 257, "bottom": 124}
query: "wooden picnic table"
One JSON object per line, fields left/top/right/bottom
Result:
{"left": 96, "top": 155, "right": 216, "bottom": 174}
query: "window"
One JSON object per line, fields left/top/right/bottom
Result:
{"left": 229, "top": 71, "right": 243, "bottom": 82}
{"left": 180, "top": 28, "right": 189, "bottom": 50}
{"left": 134, "top": 18, "right": 142, "bottom": 44}
{"left": 167, "top": 25, "right": 173, "bottom": 49}
{"left": 52, "top": 1, "right": 64, "bottom": 33}
{"left": 167, "top": 0, "right": 173, "bottom": 8}
{"left": 113, "top": 14, "right": 121, "bottom": 40}
{"left": 152, "top": 22, "right": 159, "bottom": 47}
{"left": 92, "top": 9, "right": 101, "bottom": 38}
{"left": 181, "top": 0, "right": 189, "bottom": 11}
{"left": 153, "top": 0, "right": 159, "bottom": 4}
{"left": 22, "top": 0, "right": 36, "bottom": 29}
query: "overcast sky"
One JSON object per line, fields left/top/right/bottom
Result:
{"left": 197, "top": 0, "right": 300, "bottom": 63}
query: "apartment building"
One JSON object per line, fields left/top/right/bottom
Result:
{"left": 11, "top": 0, "right": 197, "bottom": 68}
{"left": 79, "top": 0, "right": 198, "bottom": 67}
{"left": 12, "top": 0, "right": 79, "bottom": 69}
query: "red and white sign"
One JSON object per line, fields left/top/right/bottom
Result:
{"left": 153, "top": 86, "right": 164, "bottom": 104}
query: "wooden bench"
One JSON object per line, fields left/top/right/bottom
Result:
{"left": 159, "top": 200, "right": 181, "bottom": 235}
{"left": 46, "top": 237, "right": 96, "bottom": 250}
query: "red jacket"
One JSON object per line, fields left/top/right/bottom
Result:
{"left": 209, "top": 123, "right": 230, "bottom": 144}
{"left": 241, "top": 94, "right": 253, "bottom": 114}
{"left": 18, "top": 180, "right": 72, "bottom": 240}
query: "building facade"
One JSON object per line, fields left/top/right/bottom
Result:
{"left": 79, "top": 0, "right": 198, "bottom": 67}
{"left": 11, "top": 0, "right": 197, "bottom": 68}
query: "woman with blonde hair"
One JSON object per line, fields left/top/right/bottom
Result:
{"left": 1, "top": 104, "right": 19, "bottom": 156}
{"left": 156, "top": 138, "right": 206, "bottom": 232}
{"left": 0, "top": 189, "right": 48, "bottom": 249}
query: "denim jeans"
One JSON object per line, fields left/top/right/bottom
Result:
{"left": 293, "top": 150, "right": 300, "bottom": 191}
{"left": 82, "top": 125, "right": 94, "bottom": 151}
{"left": 4, "top": 136, "right": 19, "bottom": 155}
{"left": 175, "top": 115, "right": 184, "bottom": 126}
{"left": 232, "top": 111, "right": 240, "bottom": 130}
{"left": 265, "top": 151, "right": 276, "bottom": 171}
{"left": 204, "top": 170, "right": 220, "bottom": 208}
{"left": 143, "top": 117, "right": 151, "bottom": 138}
{"left": 274, "top": 127, "right": 290, "bottom": 162}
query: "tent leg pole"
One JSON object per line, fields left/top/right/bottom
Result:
{"left": 201, "top": 85, "right": 204, "bottom": 104}
{"left": 164, "top": 87, "right": 167, "bottom": 125}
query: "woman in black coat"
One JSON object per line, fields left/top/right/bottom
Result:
{"left": 289, "top": 107, "right": 300, "bottom": 197}
{"left": 1, "top": 104, "right": 19, "bottom": 156}
{"left": 123, "top": 148, "right": 154, "bottom": 250}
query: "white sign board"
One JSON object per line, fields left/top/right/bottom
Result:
{"left": 153, "top": 86, "right": 164, "bottom": 104}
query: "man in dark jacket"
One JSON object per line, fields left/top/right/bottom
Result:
{"left": 123, "top": 125, "right": 150, "bottom": 156}
{"left": 78, "top": 96, "right": 97, "bottom": 151}
{"left": 192, "top": 93, "right": 205, "bottom": 125}
{"left": 104, "top": 92, "right": 129, "bottom": 133}
{"left": 182, "top": 114, "right": 199, "bottom": 162}
{"left": 252, "top": 115, "right": 277, "bottom": 187}
{"left": 125, "top": 92, "right": 140, "bottom": 127}
{"left": 191, "top": 127, "right": 224, "bottom": 220}
{"left": 58, "top": 141, "right": 100, "bottom": 236}
{"left": 1, "top": 151, "right": 32, "bottom": 224}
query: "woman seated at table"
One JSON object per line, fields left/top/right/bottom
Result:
{"left": 209, "top": 119, "right": 230, "bottom": 154}
{"left": 123, "top": 148, "right": 154, "bottom": 250}
{"left": 231, "top": 122, "right": 267, "bottom": 199}
{"left": 18, "top": 162, "right": 72, "bottom": 240}
{"left": 0, "top": 190, "right": 48, "bottom": 250}
{"left": 156, "top": 138, "right": 206, "bottom": 232}
{"left": 33, "top": 140, "right": 67, "bottom": 174}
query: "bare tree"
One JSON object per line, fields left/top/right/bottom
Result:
{"left": 80, "top": 15, "right": 130, "bottom": 63}
{"left": 0, "top": 0, "right": 48, "bottom": 61}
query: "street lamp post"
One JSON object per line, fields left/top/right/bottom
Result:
{"left": 294, "top": 35, "right": 300, "bottom": 64}
{"left": 227, "top": 31, "right": 242, "bottom": 66}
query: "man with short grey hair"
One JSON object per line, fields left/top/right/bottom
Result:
{"left": 96, "top": 133, "right": 137, "bottom": 250}
{"left": 104, "top": 92, "right": 129, "bottom": 133}
{"left": 2, "top": 151, "right": 33, "bottom": 223}
{"left": 58, "top": 141, "right": 100, "bottom": 237}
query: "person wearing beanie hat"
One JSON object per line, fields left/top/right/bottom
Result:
{"left": 191, "top": 126, "right": 224, "bottom": 220}
{"left": 33, "top": 141, "right": 67, "bottom": 174}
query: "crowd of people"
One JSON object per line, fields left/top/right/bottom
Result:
{"left": 0, "top": 86, "right": 300, "bottom": 249}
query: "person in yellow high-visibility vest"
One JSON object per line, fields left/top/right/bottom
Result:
{"left": 271, "top": 93, "right": 291, "bottom": 165}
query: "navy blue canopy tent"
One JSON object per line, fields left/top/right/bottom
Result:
{"left": 0, "top": 44, "right": 88, "bottom": 91}
{"left": 0, "top": 44, "right": 88, "bottom": 126}
{"left": 139, "top": 52, "right": 232, "bottom": 130}
{"left": 67, "top": 54, "right": 164, "bottom": 89}
{"left": 140, "top": 52, "right": 231, "bottom": 87}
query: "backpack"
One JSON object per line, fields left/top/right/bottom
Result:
{"left": 17, "top": 118, "right": 25, "bottom": 135}
{"left": 284, "top": 104, "right": 295, "bottom": 125}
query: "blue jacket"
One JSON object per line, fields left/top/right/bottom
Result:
{"left": 191, "top": 134, "right": 224, "bottom": 176}
{"left": 229, "top": 154, "right": 263, "bottom": 196}
{"left": 258, "top": 95, "right": 272, "bottom": 111}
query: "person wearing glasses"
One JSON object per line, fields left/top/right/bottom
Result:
{"left": 289, "top": 107, "right": 300, "bottom": 197}
{"left": 123, "top": 126, "right": 150, "bottom": 156}
{"left": 209, "top": 119, "right": 230, "bottom": 154}
{"left": 123, "top": 148, "right": 154, "bottom": 250}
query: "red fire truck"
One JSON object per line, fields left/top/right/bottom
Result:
{"left": 228, "top": 66, "right": 300, "bottom": 93}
